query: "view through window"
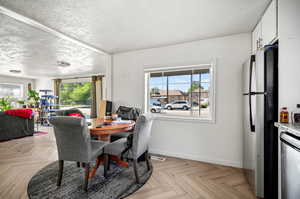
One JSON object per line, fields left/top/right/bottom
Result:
{"left": 60, "top": 80, "right": 91, "bottom": 118}
{"left": 0, "top": 83, "right": 23, "bottom": 99}
{"left": 146, "top": 66, "right": 214, "bottom": 119}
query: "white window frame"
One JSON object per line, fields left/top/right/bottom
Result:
{"left": 0, "top": 83, "right": 24, "bottom": 99}
{"left": 144, "top": 61, "right": 216, "bottom": 123}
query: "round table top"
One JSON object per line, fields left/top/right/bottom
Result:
{"left": 89, "top": 118, "right": 135, "bottom": 136}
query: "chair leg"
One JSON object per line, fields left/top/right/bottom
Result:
{"left": 104, "top": 154, "right": 109, "bottom": 178}
{"left": 145, "top": 151, "right": 151, "bottom": 171}
{"left": 82, "top": 163, "right": 86, "bottom": 168}
{"left": 133, "top": 159, "right": 140, "bottom": 184}
{"left": 57, "top": 160, "right": 64, "bottom": 186}
{"left": 77, "top": 162, "right": 80, "bottom": 168}
{"left": 84, "top": 163, "right": 90, "bottom": 192}
{"left": 107, "top": 158, "right": 111, "bottom": 171}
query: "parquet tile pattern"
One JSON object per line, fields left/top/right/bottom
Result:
{"left": 0, "top": 127, "right": 255, "bottom": 199}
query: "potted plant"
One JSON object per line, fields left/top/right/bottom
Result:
{"left": 27, "top": 90, "right": 40, "bottom": 108}
{"left": 17, "top": 99, "right": 27, "bottom": 108}
{"left": 0, "top": 97, "right": 12, "bottom": 111}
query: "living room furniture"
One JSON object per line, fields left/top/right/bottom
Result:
{"left": 49, "top": 116, "right": 108, "bottom": 192}
{"left": 88, "top": 118, "right": 135, "bottom": 177}
{"left": 0, "top": 111, "right": 34, "bottom": 141}
{"left": 104, "top": 114, "right": 153, "bottom": 183}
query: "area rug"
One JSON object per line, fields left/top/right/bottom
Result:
{"left": 33, "top": 131, "right": 48, "bottom": 136}
{"left": 27, "top": 160, "right": 152, "bottom": 199}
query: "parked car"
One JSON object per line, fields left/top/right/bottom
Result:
{"left": 165, "top": 100, "right": 191, "bottom": 110}
{"left": 150, "top": 105, "right": 162, "bottom": 113}
{"left": 149, "top": 98, "right": 162, "bottom": 113}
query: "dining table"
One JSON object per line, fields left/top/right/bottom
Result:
{"left": 88, "top": 118, "right": 135, "bottom": 178}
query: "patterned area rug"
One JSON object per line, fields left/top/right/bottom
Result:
{"left": 33, "top": 131, "right": 48, "bottom": 136}
{"left": 27, "top": 160, "right": 152, "bottom": 199}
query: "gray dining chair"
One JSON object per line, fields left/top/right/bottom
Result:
{"left": 55, "top": 108, "right": 85, "bottom": 118}
{"left": 110, "top": 106, "right": 141, "bottom": 142}
{"left": 104, "top": 114, "right": 153, "bottom": 184}
{"left": 49, "top": 116, "right": 108, "bottom": 192}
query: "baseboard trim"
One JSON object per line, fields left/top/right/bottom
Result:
{"left": 149, "top": 148, "right": 242, "bottom": 168}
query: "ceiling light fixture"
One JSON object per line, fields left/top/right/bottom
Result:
{"left": 57, "top": 61, "right": 71, "bottom": 67}
{"left": 9, "top": 69, "right": 21, "bottom": 73}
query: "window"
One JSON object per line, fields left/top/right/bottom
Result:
{"left": 59, "top": 78, "right": 92, "bottom": 118}
{"left": 145, "top": 64, "right": 215, "bottom": 121}
{"left": 0, "top": 83, "right": 23, "bottom": 99}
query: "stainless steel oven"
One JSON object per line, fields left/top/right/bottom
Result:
{"left": 280, "top": 132, "right": 300, "bottom": 199}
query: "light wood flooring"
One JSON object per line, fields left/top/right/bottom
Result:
{"left": 0, "top": 128, "right": 255, "bottom": 199}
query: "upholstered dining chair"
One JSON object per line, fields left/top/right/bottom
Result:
{"left": 104, "top": 114, "right": 153, "bottom": 184}
{"left": 55, "top": 108, "right": 85, "bottom": 118}
{"left": 49, "top": 116, "right": 108, "bottom": 192}
{"left": 110, "top": 106, "right": 141, "bottom": 142}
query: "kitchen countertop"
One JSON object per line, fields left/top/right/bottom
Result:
{"left": 275, "top": 122, "right": 300, "bottom": 137}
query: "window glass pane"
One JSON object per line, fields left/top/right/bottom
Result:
{"left": 147, "top": 67, "right": 212, "bottom": 119}
{"left": 0, "top": 84, "right": 23, "bottom": 98}
{"left": 165, "top": 74, "right": 191, "bottom": 116}
{"left": 190, "top": 71, "right": 210, "bottom": 118}
{"left": 60, "top": 81, "right": 91, "bottom": 118}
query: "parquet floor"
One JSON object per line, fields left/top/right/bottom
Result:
{"left": 0, "top": 127, "right": 255, "bottom": 199}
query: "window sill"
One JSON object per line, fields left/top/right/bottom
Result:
{"left": 150, "top": 113, "right": 215, "bottom": 123}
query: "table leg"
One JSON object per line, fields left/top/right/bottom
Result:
{"left": 98, "top": 135, "right": 110, "bottom": 142}
{"left": 89, "top": 134, "right": 129, "bottom": 178}
{"left": 110, "top": 155, "right": 129, "bottom": 168}
{"left": 89, "top": 155, "right": 105, "bottom": 178}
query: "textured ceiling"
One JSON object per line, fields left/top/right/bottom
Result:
{"left": 0, "top": 0, "right": 270, "bottom": 53}
{"left": 0, "top": 13, "right": 107, "bottom": 78}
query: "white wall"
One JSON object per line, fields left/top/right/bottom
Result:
{"left": 112, "top": 33, "right": 251, "bottom": 167}
{"left": 0, "top": 75, "right": 35, "bottom": 99}
{"left": 278, "top": 0, "right": 300, "bottom": 110}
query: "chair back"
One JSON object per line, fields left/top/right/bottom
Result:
{"left": 132, "top": 114, "right": 153, "bottom": 158}
{"left": 55, "top": 108, "right": 85, "bottom": 118}
{"left": 116, "top": 106, "right": 141, "bottom": 121}
{"left": 49, "top": 116, "right": 91, "bottom": 162}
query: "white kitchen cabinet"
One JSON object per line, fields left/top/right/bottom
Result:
{"left": 252, "top": 22, "right": 262, "bottom": 54}
{"left": 261, "top": 0, "right": 277, "bottom": 46}
{"left": 252, "top": 0, "right": 277, "bottom": 53}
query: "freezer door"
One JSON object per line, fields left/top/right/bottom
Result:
{"left": 242, "top": 59, "right": 250, "bottom": 94}
{"left": 243, "top": 55, "right": 256, "bottom": 94}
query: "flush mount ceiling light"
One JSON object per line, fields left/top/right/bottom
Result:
{"left": 57, "top": 61, "right": 71, "bottom": 67}
{"left": 9, "top": 69, "right": 21, "bottom": 73}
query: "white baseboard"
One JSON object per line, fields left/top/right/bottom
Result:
{"left": 149, "top": 148, "right": 242, "bottom": 168}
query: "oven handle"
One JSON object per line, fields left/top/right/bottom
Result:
{"left": 280, "top": 132, "right": 300, "bottom": 151}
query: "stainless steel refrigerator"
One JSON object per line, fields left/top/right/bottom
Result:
{"left": 243, "top": 44, "right": 278, "bottom": 199}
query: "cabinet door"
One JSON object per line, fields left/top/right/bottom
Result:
{"left": 261, "top": 0, "right": 277, "bottom": 45}
{"left": 252, "top": 22, "right": 262, "bottom": 54}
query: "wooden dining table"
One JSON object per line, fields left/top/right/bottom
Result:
{"left": 88, "top": 118, "right": 135, "bottom": 178}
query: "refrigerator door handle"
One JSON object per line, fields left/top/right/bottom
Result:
{"left": 250, "top": 91, "right": 267, "bottom": 95}
{"left": 249, "top": 55, "right": 256, "bottom": 132}
{"left": 249, "top": 94, "right": 255, "bottom": 132}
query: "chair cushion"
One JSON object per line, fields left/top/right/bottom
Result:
{"left": 90, "top": 140, "right": 107, "bottom": 160}
{"left": 110, "top": 132, "right": 131, "bottom": 142}
{"left": 104, "top": 138, "right": 127, "bottom": 156}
